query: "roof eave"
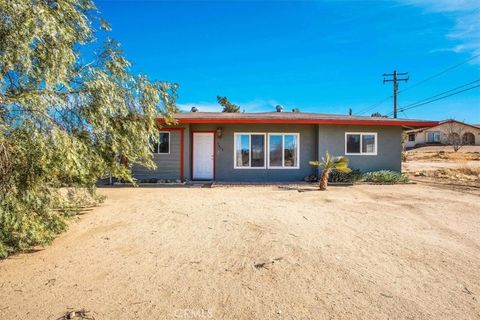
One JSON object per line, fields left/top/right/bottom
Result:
{"left": 165, "top": 118, "right": 438, "bottom": 127}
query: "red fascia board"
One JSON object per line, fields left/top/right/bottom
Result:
{"left": 168, "top": 118, "right": 438, "bottom": 127}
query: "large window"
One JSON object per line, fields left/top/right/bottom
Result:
{"left": 268, "top": 133, "right": 299, "bottom": 168}
{"left": 152, "top": 132, "right": 170, "bottom": 154}
{"left": 426, "top": 131, "right": 440, "bottom": 143}
{"left": 345, "top": 132, "right": 377, "bottom": 155}
{"left": 234, "top": 133, "right": 266, "bottom": 168}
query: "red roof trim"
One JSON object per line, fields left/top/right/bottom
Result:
{"left": 165, "top": 118, "right": 438, "bottom": 127}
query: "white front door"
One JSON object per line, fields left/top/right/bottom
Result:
{"left": 193, "top": 132, "right": 214, "bottom": 180}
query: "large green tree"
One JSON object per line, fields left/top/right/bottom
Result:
{"left": 0, "top": 0, "right": 177, "bottom": 257}
{"left": 217, "top": 96, "right": 240, "bottom": 113}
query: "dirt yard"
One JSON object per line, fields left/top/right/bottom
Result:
{"left": 403, "top": 146, "right": 480, "bottom": 187}
{"left": 1, "top": 185, "right": 480, "bottom": 320}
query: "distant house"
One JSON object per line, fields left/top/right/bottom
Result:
{"left": 133, "top": 111, "right": 436, "bottom": 182}
{"left": 404, "top": 119, "right": 480, "bottom": 149}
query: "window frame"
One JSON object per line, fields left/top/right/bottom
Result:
{"left": 426, "top": 131, "right": 440, "bottom": 143}
{"left": 408, "top": 133, "right": 415, "bottom": 142}
{"left": 267, "top": 133, "right": 300, "bottom": 169}
{"left": 154, "top": 131, "right": 170, "bottom": 154}
{"left": 345, "top": 132, "right": 378, "bottom": 156}
{"left": 233, "top": 132, "right": 267, "bottom": 169}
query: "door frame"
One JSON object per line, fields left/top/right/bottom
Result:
{"left": 191, "top": 131, "right": 216, "bottom": 180}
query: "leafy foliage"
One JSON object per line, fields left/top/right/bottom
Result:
{"left": 309, "top": 151, "right": 351, "bottom": 190}
{"left": 362, "top": 170, "right": 409, "bottom": 184}
{"left": 0, "top": 0, "right": 176, "bottom": 257}
{"left": 328, "top": 169, "right": 362, "bottom": 183}
{"left": 217, "top": 96, "right": 240, "bottom": 113}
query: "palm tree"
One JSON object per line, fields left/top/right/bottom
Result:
{"left": 309, "top": 151, "right": 351, "bottom": 190}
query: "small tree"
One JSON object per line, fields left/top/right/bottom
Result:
{"left": 309, "top": 151, "right": 351, "bottom": 190}
{"left": 443, "top": 121, "right": 465, "bottom": 152}
{"left": 371, "top": 112, "right": 388, "bottom": 118}
{"left": 217, "top": 96, "right": 240, "bottom": 113}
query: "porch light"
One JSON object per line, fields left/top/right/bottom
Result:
{"left": 216, "top": 127, "right": 223, "bottom": 138}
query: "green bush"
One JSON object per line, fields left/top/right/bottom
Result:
{"left": 328, "top": 169, "right": 363, "bottom": 183}
{"left": 0, "top": 187, "right": 103, "bottom": 258}
{"left": 362, "top": 170, "right": 409, "bottom": 184}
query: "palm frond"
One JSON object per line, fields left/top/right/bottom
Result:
{"left": 309, "top": 152, "right": 351, "bottom": 173}
{"left": 309, "top": 160, "right": 320, "bottom": 167}
{"left": 333, "top": 156, "right": 352, "bottom": 173}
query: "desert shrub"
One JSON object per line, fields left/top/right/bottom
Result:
{"left": 362, "top": 170, "right": 409, "bottom": 184}
{"left": 0, "top": 187, "right": 103, "bottom": 258}
{"left": 328, "top": 169, "right": 362, "bottom": 183}
{"left": 0, "top": 1, "right": 175, "bottom": 257}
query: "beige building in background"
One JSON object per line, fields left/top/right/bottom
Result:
{"left": 405, "top": 119, "right": 480, "bottom": 149}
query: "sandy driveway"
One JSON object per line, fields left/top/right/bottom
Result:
{"left": 1, "top": 185, "right": 479, "bottom": 319}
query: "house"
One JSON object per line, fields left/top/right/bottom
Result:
{"left": 132, "top": 111, "right": 437, "bottom": 182}
{"left": 404, "top": 119, "right": 480, "bottom": 149}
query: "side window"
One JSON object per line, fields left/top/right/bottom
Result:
{"left": 345, "top": 133, "right": 377, "bottom": 155}
{"left": 234, "top": 133, "right": 266, "bottom": 168}
{"left": 267, "top": 133, "right": 300, "bottom": 168}
{"left": 158, "top": 132, "right": 170, "bottom": 154}
{"left": 346, "top": 134, "right": 361, "bottom": 154}
{"left": 152, "top": 132, "right": 170, "bottom": 154}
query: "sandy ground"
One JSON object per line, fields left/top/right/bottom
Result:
{"left": 403, "top": 146, "right": 480, "bottom": 187}
{"left": 1, "top": 184, "right": 480, "bottom": 320}
{"left": 403, "top": 160, "right": 480, "bottom": 171}
{"left": 407, "top": 145, "right": 480, "bottom": 153}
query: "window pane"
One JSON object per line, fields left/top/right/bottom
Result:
{"left": 158, "top": 132, "right": 169, "bottom": 153}
{"left": 269, "top": 135, "right": 283, "bottom": 166}
{"left": 362, "top": 134, "right": 375, "bottom": 153}
{"left": 346, "top": 134, "right": 360, "bottom": 153}
{"left": 284, "top": 135, "right": 298, "bottom": 167}
{"left": 408, "top": 134, "right": 415, "bottom": 142}
{"left": 236, "top": 134, "right": 250, "bottom": 167}
{"left": 251, "top": 135, "right": 265, "bottom": 167}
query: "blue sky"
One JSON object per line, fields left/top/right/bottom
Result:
{"left": 96, "top": 0, "right": 480, "bottom": 122}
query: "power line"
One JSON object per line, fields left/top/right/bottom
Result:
{"left": 386, "top": 80, "right": 480, "bottom": 116}
{"left": 398, "top": 84, "right": 480, "bottom": 113}
{"left": 356, "top": 54, "right": 480, "bottom": 116}
{"left": 398, "top": 53, "right": 480, "bottom": 95}
{"left": 398, "top": 79, "right": 480, "bottom": 110}
{"left": 355, "top": 96, "right": 392, "bottom": 116}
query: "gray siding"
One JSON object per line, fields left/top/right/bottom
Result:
{"left": 318, "top": 125, "right": 402, "bottom": 172}
{"left": 132, "top": 130, "right": 182, "bottom": 181}
{"left": 131, "top": 123, "right": 403, "bottom": 182}
{"left": 189, "top": 124, "right": 317, "bottom": 182}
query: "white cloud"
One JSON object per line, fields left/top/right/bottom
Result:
{"left": 177, "top": 99, "right": 281, "bottom": 113}
{"left": 400, "top": 0, "right": 480, "bottom": 57}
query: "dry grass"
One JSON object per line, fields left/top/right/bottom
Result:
{"left": 406, "top": 150, "right": 480, "bottom": 162}
{"left": 404, "top": 146, "right": 480, "bottom": 187}
{"left": 415, "top": 165, "right": 480, "bottom": 184}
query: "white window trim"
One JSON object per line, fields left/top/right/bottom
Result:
{"left": 345, "top": 132, "right": 378, "bottom": 156}
{"left": 233, "top": 133, "right": 266, "bottom": 169}
{"left": 155, "top": 131, "right": 170, "bottom": 154}
{"left": 267, "top": 133, "right": 300, "bottom": 169}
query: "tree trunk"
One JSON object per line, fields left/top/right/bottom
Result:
{"left": 319, "top": 169, "right": 330, "bottom": 191}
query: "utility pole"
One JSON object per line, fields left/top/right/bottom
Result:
{"left": 383, "top": 70, "right": 409, "bottom": 118}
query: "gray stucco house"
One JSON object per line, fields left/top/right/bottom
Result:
{"left": 133, "top": 111, "right": 437, "bottom": 182}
